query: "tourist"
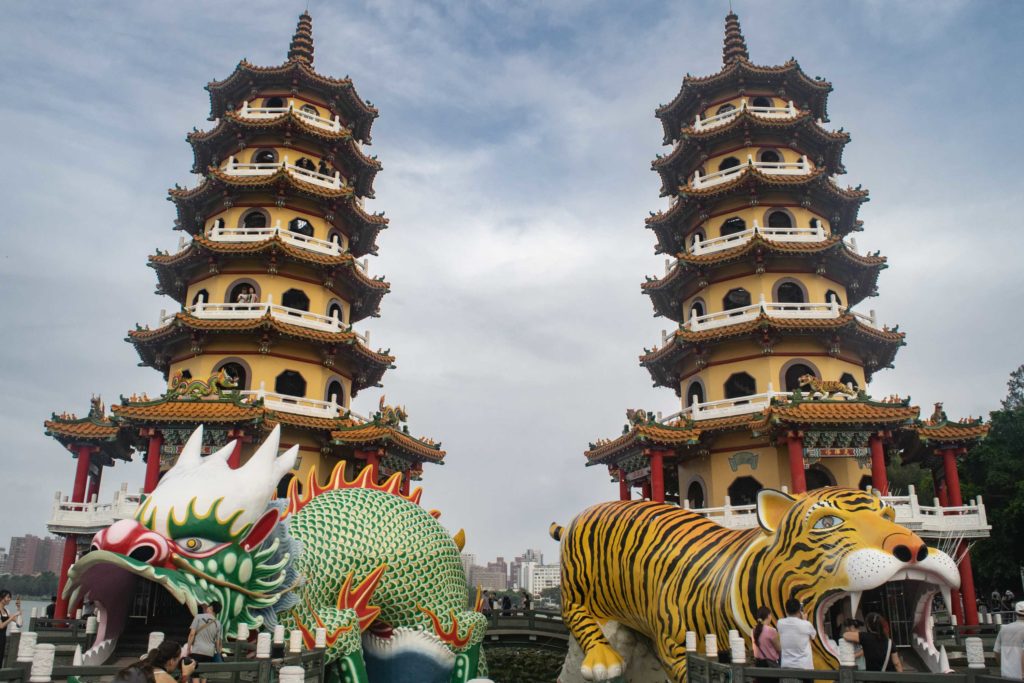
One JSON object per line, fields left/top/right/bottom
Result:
{"left": 0, "top": 591, "right": 22, "bottom": 668}
{"left": 45, "top": 595, "right": 56, "bottom": 619}
{"left": 751, "top": 605, "right": 781, "bottom": 674}
{"left": 994, "top": 601, "right": 1024, "bottom": 680}
{"left": 141, "top": 639, "right": 196, "bottom": 683}
{"left": 187, "top": 602, "right": 222, "bottom": 663}
{"left": 480, "top": 592, "right": 492, "bottom": 617}
{"left": 842, "top": 612, "right": 902, "bottom": 672}
{"left": 501, "top": 594, "right": 512, "bottom": 617}
{"left": 839, "top": 619, "right": 865, "bottom": 670}
{"left": 113, "top": 663, "right": 156, "bottom": 683}
{"left": 521, "top": 590, "right": 532, "bottom": 613}
{"left": 777, "top": 598, "right": 816, "bottom": 677}
{"left": 1007, "top": 590, "right": 1018, "bottom": 612}
{"left": 488, "top": 591, "right": 497, "bottom": 615}
{"left": 994, "top": 589, "right": 1005, "bottom": 611}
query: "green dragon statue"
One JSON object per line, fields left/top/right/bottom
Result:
{"left": 64, "top": 426, "right": 488, "bottom": 683}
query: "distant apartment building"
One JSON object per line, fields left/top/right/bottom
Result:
{"left": 470, "top": 567, "right": 508, "bottom": 591}
{"left": 523, "top": 563, "right": 561, "bottom": 595}
{"left": 460, "top": 553, "right": 476, "bottom": 580}
{"left": 6, "top": 535, "right": 63, "bottom": 575}
{"left": 509, "top": 549, "right": 543, "bottom": 589}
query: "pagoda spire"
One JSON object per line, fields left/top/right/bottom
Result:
{"left": 287, "top": 11, "right": 315, "bottom": 65}
{"left": 722, "top": 11, "right": 749, "bottom": 65}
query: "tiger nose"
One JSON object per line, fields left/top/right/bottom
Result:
{"left": 885, "top": 533, "right": 928, "bottom": 564}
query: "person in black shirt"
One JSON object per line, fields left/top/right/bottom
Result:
{"left": 843, "top": 612, "right": 903, "bottom": 672}
{"left": 45, "top": 596, "right": 56, "bottom": 619}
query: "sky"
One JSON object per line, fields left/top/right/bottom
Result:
{"left": 1, "top": 1, "right": 1022, "bottom": 568}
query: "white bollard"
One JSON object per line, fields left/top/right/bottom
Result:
{"left": 705, "top": 633, "right": 718, "bottom": 658}
{"left": 29, "top": 643, "right": 56, "bottom": 683}
{"left": 314, "top": 627, "right": 327, "bottom": 649}
{"left": 730, "top": 636, "right": 746, "bottom": 664}
{"left": 966, "top": 637, "right": 985, "bottom": 668}
{"left": 75, "top": 609, "right": 83, "bottom": 620}
{"left": 838, "top": 639, "right": 857, "bottom": 667}
{"left": 235, "top": 623, "right": 249, "bottom": 641}
{"left": 950, "top": 614, "right": 958, "bottom": 627}
{"left": 995, "top": 613, "right": 1003, "bottom": 625}
{"left": 147, "top": 631, "right": 164, "bottom": 653}
{"left": 288, "top": 629, "right": 302, "bottom": 653}
{"left": 273, "top": 624, "right": 285, "bottom": 644}
{"left": 279, "top": 666, "right": 304, "bottom": 683}
{"left": 685, "top": 631, "right": 697, "bottom": 652}
{"left": 256, "top": 632, "right": 272, "bottom": 659}
{"left": 86, "top": 616, "right": 98, "bottom": 635}
{"left": 30, "top": 608, "right": 38, "bottom": 620}
{"left": 17, "top": 631, "right": 37, "bottom": 663}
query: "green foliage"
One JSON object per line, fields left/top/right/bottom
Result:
{"left": 886, "top": 459, "right": 934, "bottom": 503}
{"left": 539, "top": 586, "right": 561, "bottom": 607}
{"left": 0, "top": 572, "right": 58, "bottom": 598}
{"left": 962, "top": 365, "right": 1024, "bottom": 590}
{"left": 483, "top": 646, "right": 564, "bottom": 683}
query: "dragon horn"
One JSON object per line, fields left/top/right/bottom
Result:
{"left": 171, "top": 425, "right": 205, "bottom": 472}
{"left": 274, "top": 444, "right": 299, "bottom": 483}
{"left": 210, "top": 439, "right": 236, "bottom": 464}
{"left": 240, "top": 424, "right": 282, "bottom": 476}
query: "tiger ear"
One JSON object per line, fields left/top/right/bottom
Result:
{"left": 757, "top": 489, "right": 797, "bottom": 533}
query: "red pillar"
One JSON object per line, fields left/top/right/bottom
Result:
{"left": 869, "top": 434, "right": 889, "bottom": 495}
{"left": 71, "top": 445, "right": 92, "bottom": 503}
{"left": 228, "top": 435, "right": 244, "bottom": 469}
{"left": 958, "top": 542, "right": 979, "bottom": 626}
{"left": 86, "top": 466, "right": 103, "bottom": 503}
{"left": 641, "top": 480, "right": 652, "bottom": 501}
{"left": 54, "top": 536, "right": 78, "bottom": 619}
{"left": 937, "top": 481, "right": 949, "bottom": 507}
{"left": 400, "top": 470, "right": 410, "bottom": 496}
{"left": 942, "top": 448, "right": 963, "bottom": 506}
{"left": 951, "top": 588, "right": 964, "bottom": 626}
{"left": 649, "top": 450, "right": 666, "bottom": 503}
{"left": 619, "top": 473, "right": 630, "bottom": 501}
{"left": 143, "top": 430, "right": 163, "bottom": 494}
{"left": 786, "top": 433, "right": 807, "bottom": 493}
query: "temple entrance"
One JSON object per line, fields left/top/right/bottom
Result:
{"left": 119, "top": 576, "right": 193, "bottom": 657}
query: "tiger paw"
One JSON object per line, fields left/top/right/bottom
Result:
{"left": 580, "top": 643, "right": 624, "bottom": 681}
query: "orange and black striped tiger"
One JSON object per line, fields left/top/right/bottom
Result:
{"left": 550, "top": 487, "right": 960, "bottom": 681}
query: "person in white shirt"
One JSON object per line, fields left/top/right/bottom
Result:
{"left": 777, "top": 598, "right": 817, "bottom": 675}
{"left": 994, "top": 601, "right": 1024, "bottom": 681}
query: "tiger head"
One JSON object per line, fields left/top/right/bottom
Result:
{"left": 736, "top": 487, "right": 959, "bottom": 672}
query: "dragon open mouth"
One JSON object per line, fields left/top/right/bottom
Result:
{"left": 813, "top": 567, "right": 955, "bottom": 673}
{"left": 64, "top": 551, "right": 212, "bottom": 665}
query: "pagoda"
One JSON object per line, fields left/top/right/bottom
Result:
{"left": 44, "top": 13, "right": 444, "bottom": 620}
{"left": 585, "top": 13, "right": 990, "bottom": 633}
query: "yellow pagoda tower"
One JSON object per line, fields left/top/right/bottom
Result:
{"left": 585, "top": 12, "right": 990, "bottom": 632}
{"left": 44, "top": 13, "right": 443, "bottom": 619}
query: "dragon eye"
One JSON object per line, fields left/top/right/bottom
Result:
{"left": 174, "top": 537, "right": 223, "bottom": 556}
{"left": 813, "top": 515, "right": 844, "bottom": 530}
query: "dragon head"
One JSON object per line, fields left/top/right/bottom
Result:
{"left": 65, "top": 425, "right": 298, "bottom": 664}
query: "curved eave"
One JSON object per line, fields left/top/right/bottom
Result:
{"left": 652, "top": 112, "right": 850, "bottom": 196}
{"left": 911, "top": 420, "right": 990, "bottom": 446}
{"left": 43, "top": 417, "right": 132, "bottom": 463}
{"left": 172, "top": 167, "right": 352, "bottom": 202}
{"left": 767, "top": 399, "right": 920, "bottom": 428}
{"left": 656, "top": 58, "right": 832, "bottom": 143}
{"left": 331, "top": 425, "right": 445, "bottom": 463}
{"left": 643, "top": 240, "right": 884, "bottom": 320}
{"left": 646, "top": 172, "right": 868, "bottom": 255}
{"left": 148, "top": 239, "right": 389, "bottom": 321}
{"left": 640, "top": 314, "right": 905, "bottom": 391}
{"left": 127, "top": 314, "right": 393, "bottom": 392}
{"left": 187, "top": 113, "right": 381, "bottom": 197}
{"left": 206, "top": 60, "right": 378, "bottom": 142}
{"left": 585, "top": 423, "right": 702, "bottom": 465}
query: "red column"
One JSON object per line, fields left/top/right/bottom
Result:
{"left": 619, "top": 473, "right": 630, "bottom": 501}
{"left": 400, "top": 471, "right": 410, "bottom": 496}
{"left": 942, "top": 448, "right": 963, "bottom": 506}
{"left": 143, "top": 431, "right": 163, "bottom": 494}
{"left": 228, "top": 434, "right": 244, "bottom": 469}
{"left": 71, "top": 445, "right": 93, "bottom": 503}
{"left": 86, "top": 466, "right": 103, "bottom": 503}
{"left": 937, "top": 481, "right": 949, "bottom": 507}
{"left": 649, "top": 450, "right": 665, "bottom": 503}
{"left": 869, "top": 434, "right": 889, "bottom": 495}
{"left": 951, "top": 588, "right": 964, "bottom": 626}
{"left": 641, "top": 480, "right": 652, "bottom": 501}
{"left": 54, "top": 536, "right": 78, "bottom": 619}
{"left": 958, "top": 543, "right": 979, "bottom": 626}
{"left": 786, "top": 433, "right": 807, "bottom": 493}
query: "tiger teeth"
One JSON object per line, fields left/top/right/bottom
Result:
{"left": 849, "top": 591, "right": 862, "bottom": 618}
{"left": 940, "top": 587, "right": 952, "bottom": 614}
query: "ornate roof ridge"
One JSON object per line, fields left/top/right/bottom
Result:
{"left": 287, "top": 12, "right": 314, "bottom": 65}
{"left": 723, "top": 12, "right": 750, "bottom": 65}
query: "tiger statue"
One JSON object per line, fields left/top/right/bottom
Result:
{"left": 798, "top": 373, "right": 857, "bottom": 399}
{"left": 550, "top": 488, "right": 959, "bottom": 681}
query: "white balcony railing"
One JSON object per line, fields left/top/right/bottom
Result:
{"left": 237, "top": 100, "right": 344, "bottom": 133}
{"left": 682, "top": 486, "right": 990, "bottom": 539}
{"left": 655, "top": 384, "right": 793, "bottom": 423}
{"left": 222, "top": 156, "right": 345, "bottom": 190}
{"left": 203, "top": 221, "right": 370, "bottom": 273}
{"left": 160, "top": 295, "right": 370, "bottom": 345}
{"left": 47, "top": 483, "right": 141, "bottom": 535}
{"left": 677, "top": 296, "right": 880, "bottom": 333}
{"left": 692, "top": 155, "right": 811, "bottom": 189}
{"left": 692, "top": 99, "right": 798, "bottom": 132}
{"left": 689, "top": 221, "right": 828, "bottom": 255}
{"left": 241, "top": 383, "right": 345, "bottom": 418}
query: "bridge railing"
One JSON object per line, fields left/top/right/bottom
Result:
{"left": 686, "top": 652, "right": 1010, "bottom": 682}
{"left": 483, "top": 608, "right": 566, "bottom": 632}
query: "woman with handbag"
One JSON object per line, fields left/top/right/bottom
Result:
{"left": 187, "top": 602, "right": 223, "bottom": 663}
{"left": 751, "top": 605, "right": 781, "bottom": 682}
{"left": 842, "top": 612, "right": 903, "bottom": 672}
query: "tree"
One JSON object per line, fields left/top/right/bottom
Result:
{"left": 962, "top": 365, "right": 1024, "bottom": 592}
{"left": 539, "top": 585, "right": 561, "bottom": 607}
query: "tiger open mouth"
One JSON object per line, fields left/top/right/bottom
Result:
{"left": 812, "top": 561, "right": 958, "bottom": 673}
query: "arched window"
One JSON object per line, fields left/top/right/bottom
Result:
{"left": 218, "top": 362, "right": 248, "bottom": 390}
{"left": 751, "top": 96, "right": 772, "bottom": 108}
{"left": 295, "top": 157, "right": 316, "bottom": 172}
{"left": 767, "top": 210, "right": 793, "bottom": 229}
{"left": 253, "top": 149, "right": 278, "bottom": 164}
{"left": 300, "top": 104, "right": 319, "bottom": 117}
{"left": 728, "top": 476, "right": 763, "bottom": 506}
{"left": 688, "top": 229, "right": 706, "bottom": 250}
{"left": 689, "top": 300, "right": 705, "bottom": 321}
{"left": 288, "top": 217, "right": 314, "bottom": 237}
{"left": 759, "top": 149, "right": 782, "bottom": 164}
{"left": 810, "top": 217, "right": 822, "bottom": 230}
{"left": 858, "top": 475, "right": 874, "bottom": 492}
{"left": 724, "top": 372, "right": 756, "bottom": 400}
{"left": 685, "top": 381, "right": 705, "bottom": 407}
{"left": 715, "top": 103, "right": 736, "bottom": 115}
{"left": 263, "top": 97, "right": 285, "bottom": 109}
{"left": 325, "top": 379, "right": 344, "bottom": 405}
{"left": 275, "top": 370, "right": 307, "bottom": 397}
{"left": 840, "top": 373, "right": 859, "bottom": 391}
{"left": 806, "top": 465, "right": 836, "bottom": 491}
{"left": 777, "top": 282, "right": 806, "bottom": 304}
{"left": 242, "top": 210, "right": 268, "bottom": 229}
{"left": 718, "top": 157, "right": 741, "bottom": 172}
{"left": 228, "top": 281, "right": 258, "bottom": 304}
{"left": 191, "top": 289, "right": 209, "bottom": 306}
{"left": 180, "top": 370, "right": 192, "bottom": 380}
{"left": 825, "top": 290, "right": 842, "bottom": 307}
{"left": 327, "top": 301, "right": 344, "bottom": 323}
{"left": 720, "top": 217, "right": 746, "bottom": 237}
{"left": 328, "top": 231, "right": 344, "bottom": 247}
{"left": 277, "top": 474, "right": 301, "bottom": 499}
{"left": 687, "top": 481, "right": 706, "bottom": 509}
{"left": 784, "top": 363, "right": 817, "bottom": 392}
{"left": 282, "top": 288, "right": 310, "bottom": 311}
{"left": 723, "top": 288, "right": 751, "bottom": 311}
